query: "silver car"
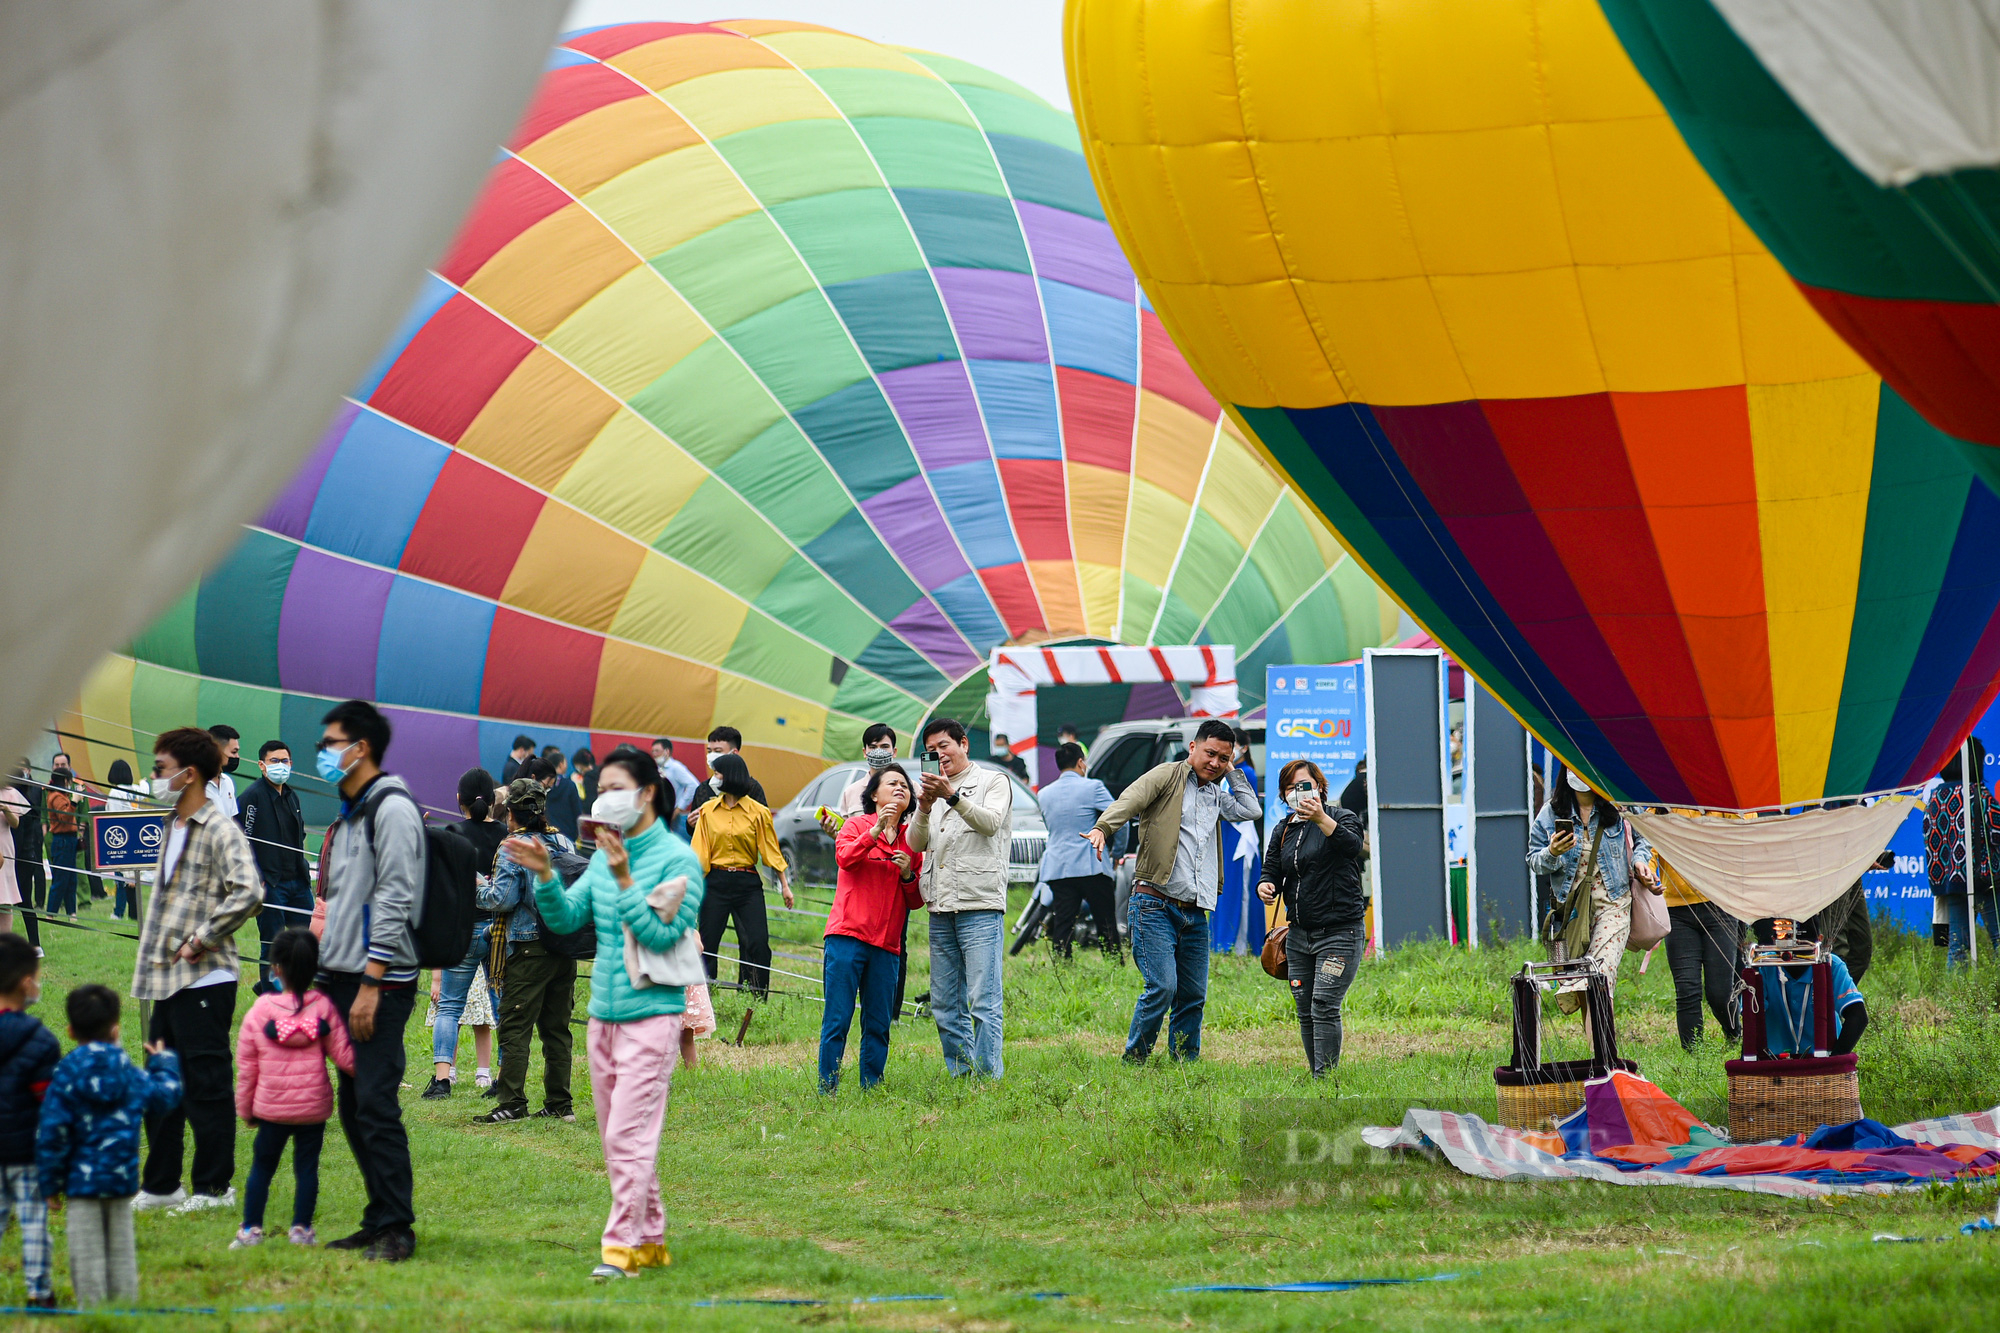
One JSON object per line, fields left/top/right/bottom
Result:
{"left": 774, "top": 759, "right": 1046, "bottom": 888}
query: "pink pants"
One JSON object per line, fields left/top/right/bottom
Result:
{"left": 587, "top": 1012, "right": 682, "bottom": 1270}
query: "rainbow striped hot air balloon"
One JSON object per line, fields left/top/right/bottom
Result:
{"left": 1596, "top": 1, "right": 2000, "bottom": 465}
{"left": 67, "top": 20, "right": 1394, "bottom": 813}
{"left": 1066, "top": 0, "right": 2000, "bottom": 913}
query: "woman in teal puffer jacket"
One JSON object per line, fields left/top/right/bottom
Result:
{"left": 508, "top": 745, "right": 702, "bottom": 1284}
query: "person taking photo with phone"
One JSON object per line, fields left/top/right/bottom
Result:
{"left": 909, "top": 718, "right": 1013, "bottom": 1078}
{"left": 1256, "top": 761, "right": 1365, "bottom": 1077}
{"left": 1528, "top": 766, "right": 1656, "bottom": 1024}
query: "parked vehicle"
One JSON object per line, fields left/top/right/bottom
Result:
{"left": 774, "top": 759, "right": 1046, "bottom": 888}
{"left": 1084, "top": 717, "right": 1266, "bottom": 934}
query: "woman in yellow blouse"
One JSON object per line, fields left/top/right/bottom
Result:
{"left": 691, "top": 753, "right": 792, "bottom": 998}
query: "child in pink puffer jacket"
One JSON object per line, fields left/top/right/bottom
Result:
{"left": 231, "top": 928, "right": 353, "bottom": 1249}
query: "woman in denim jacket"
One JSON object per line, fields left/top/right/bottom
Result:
{"left": 1527, "top": 767, "right": 1657, "bottom": 1005}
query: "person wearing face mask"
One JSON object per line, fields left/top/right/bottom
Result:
{"left": 43, "top": 756, "right": 81, "bottom": 924}
{"left": 649, "top": 740, "right": 698, "bottom": 837}
{"left": 130, "top": 728, "right": 262, "bottom": 1218}
{"left": 312, "top": 700, "right": 425, "bottom": 1262}
{"left": 687, "top": 727, "right": 766, "bottom": 819}
{"left": 1528, "top": 766, "right": 1657, "bottom": 1025}
{"left": 825, "top": 724, "right": 900, "bottom": 829}
{"left": 511, "top": 745, "right": 703, "bottom": 1282}
{"left": 237, "top": 742, "right": 309, "bottom": 994}
{"left": 473, "top": 779, "right": 579, "bottom": 1124}
{"left": 1256, "top": 761, "right": 1365, "bottom": 1076}
{"left": 204, "top": 725, "right": 241, "bottom": 820}
{"left": 990, "top": 734, "right": 1030, "bottom": 784}
{"left": 691, "top": 753, "right": 791, "bottom": 998}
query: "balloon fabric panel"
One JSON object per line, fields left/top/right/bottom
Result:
{"left": 1596, "top": 0, "right": 2000, "bottom": 456}
{"left": 1068, "top": 0, "right": 2000, "bottom": 810}
{"left": 90, "top": 19, "right": 1389, "bottom": 812}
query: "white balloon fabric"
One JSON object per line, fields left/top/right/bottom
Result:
{"left": 0, "top": 0, "right": 567, "bottom": 765}
{"left": 1627, "top": 796, "right": 1920, "bottom": 924}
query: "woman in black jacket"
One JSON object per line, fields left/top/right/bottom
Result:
{"left": 1257, "top": 760, "right": 1366, "bottom": 1077}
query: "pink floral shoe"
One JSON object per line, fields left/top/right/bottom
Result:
{"left": 288, "top": 1225, "right": 318, "bottom": 1247}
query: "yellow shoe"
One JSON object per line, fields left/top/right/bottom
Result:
{"left": 599, "top": 1245, "right": 642, "bottom": 1276}
{"left": 633, "top": 1242, "right": 672, "bottom": 1269}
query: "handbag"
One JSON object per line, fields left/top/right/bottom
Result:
{"left": 1625, "top": 828, "right": 1671, "bottom": 953}
{"left": 626, "top": 876, "right": 707, "bottom": 988}
{"left": 1260, "top": 900, "right": 1290, "bottom": 979}
{"left": 1543, "top": 827, "right": 1603, "bottom": 962}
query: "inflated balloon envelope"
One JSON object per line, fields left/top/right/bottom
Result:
{"left": 0, "top": 1, "right": 567, "bottom": 772}
{"left": 1065, "top": 0, "right": 2000, "bottom": 919}
{"left": 75, "top": 20, "right": 1399, "bottom": 814}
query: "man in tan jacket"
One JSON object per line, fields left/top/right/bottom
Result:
{"left": 909, "top": 718, "right": 1012, "bottom": 1077}
{"left": 1086, "top": 719, "right": 1259, "bottom": 1062}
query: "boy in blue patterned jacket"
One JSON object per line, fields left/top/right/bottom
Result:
{"left": 35, "top": 986, "right": 181, "bottom": 1305}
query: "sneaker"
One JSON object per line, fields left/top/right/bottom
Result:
{"left": 474, "top": 1106, "right": 528, "bottom": 1124}
{"left": 229, "top": 1226, "right": 264, "bottom": 1249}
{"left": 590, "top": 1263, "right": 632, "bottom": 1283}
{"left": 324, "top": 1228, "right": 378, "bottom": 1251}
{"left": 288, "top": 1225, "right": 318, "bottom": 1247}
{"left": 134, "top": 1188, "right": 187, "bottom": 1212}
{"left": 474, "top": 1072, "right": 493, "bottom": 1091}
{"left": 420, "top": 1076, "right": 452, "bottom": 1100}
{"left": 532, "top": 1107, "right": 577, "bottom": 1123}
{"left": 479, "top": 1081, "right": 499, "bottom": 1098}
{"left": 363, "top": 1226, "right": 415, "bottom": 1263}
{"left": 171, "top": 1188, "right": 236, "bottom": 1214}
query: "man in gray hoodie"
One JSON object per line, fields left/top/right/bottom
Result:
{"left": 313, "top": 700, "right": 423, "bottom": 1263}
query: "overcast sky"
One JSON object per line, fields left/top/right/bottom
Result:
{"left": 561, "top": 1, "right": 1073, "bottom": 109}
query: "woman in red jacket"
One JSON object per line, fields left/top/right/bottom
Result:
{"left": 820, "top": 766, "right": 924, "bottom": 1092}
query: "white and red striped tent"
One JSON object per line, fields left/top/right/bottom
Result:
{"left": 985, "top": 645, "right": 1239, "bottom": 766}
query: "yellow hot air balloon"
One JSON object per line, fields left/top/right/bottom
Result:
{"left": 1066, "top": 0, "right": 2000, "bottom": 915}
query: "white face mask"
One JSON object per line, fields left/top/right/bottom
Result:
{"left": 592, "top": 787, "right": 644, "bottom": 832}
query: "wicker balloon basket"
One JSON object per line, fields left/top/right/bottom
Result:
{"left": 1494, "top": 960, "right": 1634, "bottom": 1131}
{"left": 1725, "top": 1055, "right": 1861, "bottom": 1143}
{"left": 1496, "top": 1056, "right": 1638, "bottom": 1130}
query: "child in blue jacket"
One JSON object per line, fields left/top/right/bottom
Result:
{"left": 35, "top": 986, "right": 180, "bottom": 1305}
{"left": 0, "top": 933, "right": 59, "bottom": 1307}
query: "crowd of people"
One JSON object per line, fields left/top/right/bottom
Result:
{"left": 3, "top": 691, "right": 1977, "bottom": 1303}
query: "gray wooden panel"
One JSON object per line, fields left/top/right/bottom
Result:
{"left": 1467, "top": 679, "right": 1533, "bottom": 944}
{"left": 1367, "top": 651, "right": 1447, "bottom": 947}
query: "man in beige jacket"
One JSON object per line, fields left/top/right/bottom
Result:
{"left": 909, "top": 718, "right": 1012, "bottom": 1077}
{"left": 1085, "top": 719, "right": 1260, "bottom": 1062}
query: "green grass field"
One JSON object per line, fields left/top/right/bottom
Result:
{"left": 8, "top": 891, "right": 2000, "bottom": 1331}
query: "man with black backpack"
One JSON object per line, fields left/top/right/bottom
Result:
{"left": 474, "top": 779, "right": 586, "bottom": 1124}
{"left": 313, "top": 700, "right": 437, "bottom": 1263}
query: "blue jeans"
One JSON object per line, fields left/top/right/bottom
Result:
{"left": 928, "top": 909, "right": 1004, "bottom": 1078}
{"left": 1126, "top": 892, "right": 1209, "bottom": 1061}
{"left": 47, "top": 834, "right": 78, "bottom": 917}
{"left": 819, "top": 934, "right": 900, "bottom": 1092}
{"left": 256, "top": 877, "right": 313, "bottom": 987}
{"left": 242, "top": 1120, "right": 324, "bottom": 1231}
{"left": 1945, "top": 892, "right": 2000, "bottom": 967}
{"left": 432, "top": 922, "right": 499, "bottom": 1068}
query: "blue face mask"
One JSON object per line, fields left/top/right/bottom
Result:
{"left": 316, "top": 742, "right": 355, "bottom": 787}
{"left": 264, "top": 762, "right": 292, "bottom": 787}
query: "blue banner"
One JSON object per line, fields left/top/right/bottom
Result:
{"left": 91, "top": 811, "right": 165, "bottom": 871}
{"left": 1264, "top": 664, "right": 1367, "bottom": 830}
